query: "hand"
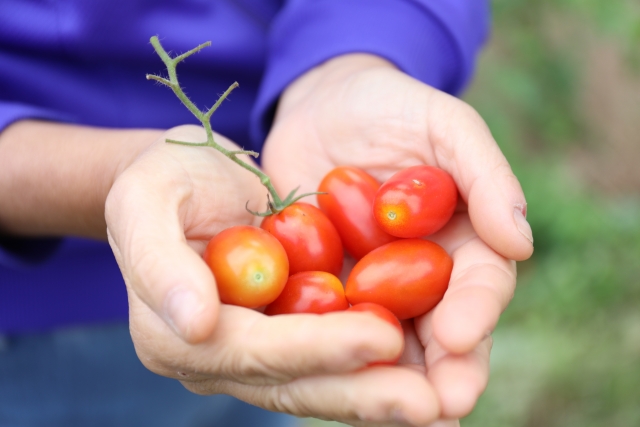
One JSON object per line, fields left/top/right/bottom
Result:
{"left": 107, "top": 125, "right": 445, "bottom": 426}
{"left": 262, "top": 54, "right": 534, "bottom": 420}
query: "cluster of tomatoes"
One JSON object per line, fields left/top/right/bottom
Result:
{"left": 147, "top": 38, "right": 456, "bottom": 358}
{"left": 203, "top": 164, "right": 457, "bottom": 360}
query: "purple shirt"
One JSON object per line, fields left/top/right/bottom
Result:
{"left": 0, "top": 0, "right": 489, "bottom": 333}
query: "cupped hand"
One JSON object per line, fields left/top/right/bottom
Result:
{"left": 106, "top": 125, "right": 267, "bottom": 343}
{"left": 105, "top": 125, "right": 445, "bottom": 426}
{"left": 262, "top": 54, "right": 532, "bottom": 419}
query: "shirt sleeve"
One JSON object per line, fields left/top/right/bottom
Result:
{"left": 0, "top": 101, "right": 73, "bottom": 134}
{"left": 0, "top": 235, "right": 62, "bottom": 269}
{"left": 250, "top": 0, "right": 490, "bottom": 145}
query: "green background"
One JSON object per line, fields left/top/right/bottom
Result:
{"left": 307, "top": 0, "right": 640, "bottom": 425}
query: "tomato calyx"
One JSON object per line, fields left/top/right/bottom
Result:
{"left": 246, "top": 189, "right": 327, "bottom": 217}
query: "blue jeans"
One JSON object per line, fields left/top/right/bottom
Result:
{"left": 0, "top": 322, "right": 300, "bottom": 427}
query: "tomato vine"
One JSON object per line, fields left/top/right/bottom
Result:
{"left": 146, "top": 36, "right": 319, "bottom": 215}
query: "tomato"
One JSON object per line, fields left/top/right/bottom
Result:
{"left": 373, "top": 165, "right": 457, "bottom": 238}
{"left": 261, "top": 203, "right": 343, "bottom": 277}
{"left": 318, "top": 166, "right": 398, "bottom": 260}
{"left": 264, "top": 271, "right": 349, "bottom": 315}
{"left": 348, "top": 303, "right": 403, "bottom": 365}
{"left": 345, "top": 239, "right": 452, "bottom": 320}
{"left": 203, "top": 225, "right": 289, "bottom": 308}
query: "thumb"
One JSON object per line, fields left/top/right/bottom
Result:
{"left": 467, "top": 164, "right": 533, "bottom": 261}
{"left": 430, "top": 95, "right": 534, "bottom": 261}
{"left": 106, "top": 147, "right": 219, "bottom": 344}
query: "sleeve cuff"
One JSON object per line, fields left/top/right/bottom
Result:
{"left": 251, "top": 0, "right": 490, "bottom": 145}
{"left": 0, "top": 101, "right": 73, "bottom": 133}
{"left": 0, "top": 236, "right": 63, "bottom": 269}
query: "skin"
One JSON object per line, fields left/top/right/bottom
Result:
{"left": 0, "top": 52, "right": 533, "bottom": 426}
{"left": 0, "top": 122, "right": 415, "bottom": 425}
{"left": 0, "top": 121, "right": 159, "bottom": 238}
{"left": 349, "top": 303, "right": 403, "bottom": 366}
{"left": 262, "top": 53, "right": 533, "bottom": 423}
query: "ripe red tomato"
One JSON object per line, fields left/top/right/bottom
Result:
{"left": 264, "top": 271, "right": 349, "bottom": 315}
{"left": 317, "top": 166, "right": 398, "bottom": 260}
{"left": 373, "top": 165, "right": 457, "bottom": 238}
{"left": 345, "top": 239, "right": 452, "bottom": 320}
{"left": 203, "top": 225, "right": 289, "bottom": 308}
{"left": 261, "top": 203, "right": 343, "bottom": 277}
{"left": 348, "top": 303, "right": 403, "bottom": 365}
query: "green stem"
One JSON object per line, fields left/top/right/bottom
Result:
{"left": 147, "top": 36, "right": 323, "bottom": 214}
{"left": 148, "top": 37, "right": 209, "bottom": 125}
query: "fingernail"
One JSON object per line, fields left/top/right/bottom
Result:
{"left": 164, "top": 288, "right": 202, "bottom": 339}
{"left": 513, "top": 206, "right": 533, "bottom": 244}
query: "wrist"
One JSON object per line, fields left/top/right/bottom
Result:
{"left": 0, "top": 120, "right": 161, "bottom": 239}
{"left": 276, "top": 54, "right": 396, "bottom": 121}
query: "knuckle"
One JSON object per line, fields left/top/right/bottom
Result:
{"left": 450, "top": 100, "right": 485, "bottom": 129}
{"left": 181, "top": 378, "right": 226, "bottom": 396}
{"left": 263, "top": 385, "right": 314, "bottom": 417}
{"left": 449, "top": 256, "right": 516, "bottom": 307}
{"left": 213, "top": 338, "right": 290, "bottom": 386}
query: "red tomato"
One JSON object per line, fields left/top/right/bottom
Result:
{"left": 345, "top": 239, "right": 452, "bottom": 320}
{"left": 261, "top": 203, "right": 343, "bottom": 277}
{"left": 348, "top": 303, "right": 403, "bottom": 365}
{"left": 264, "top": 271, "right": 349, "bottom": 315}
{"left": 317, "top": 166, "right": 398, "bottom": 260}
{"left": 203, "top": 225, "right": 289, "bottom": 308}
{"left": 373, "top": 165, "right": 457, "bottom": 238}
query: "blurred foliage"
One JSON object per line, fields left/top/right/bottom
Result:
{"left": 463, "top": 0, "right": 640, "bottom": 425}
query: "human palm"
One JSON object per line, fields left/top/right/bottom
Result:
{"left": 262, "top": 54, "right": 533, "bottom": 419}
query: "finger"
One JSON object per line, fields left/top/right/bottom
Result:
{"left": 427, "top": 214, "right": 516, "bottom": 354}
{"left": 191, "top": 366, "right": 440, "bottom": 426}
{"left": 130, "top": 302, "right": 404, "bottom": 385}
{"left": 398, "top": 321, "right": 426, "bottom": 366}
{"left": 425, "top": 336, "right": 492, "bottom": 419}
{"left": 428, "top": 92, "right": 533, "bottom": 261}
{"left": 106, "top": 150, "right": 220, "bottom": 344}
{"left": 426, "top": 420, "right": 460, "bottom": 427}
{"left": 107, "top": 166, "right": 218, "bottom": 342}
